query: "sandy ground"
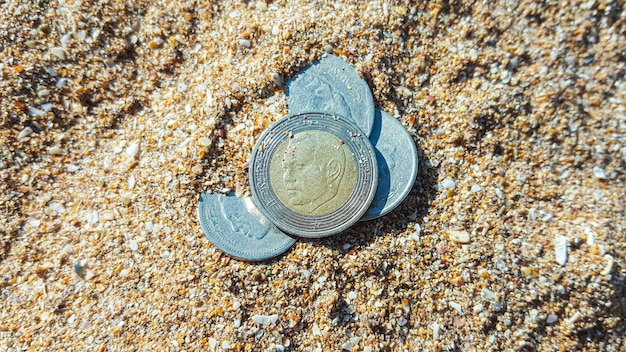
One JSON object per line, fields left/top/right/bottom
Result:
{"left": 1, "top": 0, "right": 625, "bottom": 351}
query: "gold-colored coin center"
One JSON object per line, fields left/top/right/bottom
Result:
{"left": 269, "top": 130, "right": 357, "bottom": 216}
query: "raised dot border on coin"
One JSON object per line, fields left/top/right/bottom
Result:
{"left": 360, "top": 109, "right": 419, "bottom": 221}
{"left": 249, "top": 112, "right": 378, "bottom": 238}
{"left": 197, "top": 193, "right": 296, "bottom": 261}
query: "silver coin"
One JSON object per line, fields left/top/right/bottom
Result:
{"left": 249, "top": 113, "right": 378, "bottom": 238}
{"left": 197, "top": 193, "right": 296, "bottom": 261}
{"left": 360, "top": 109, "right": 418, "bottom": 221}
{"left": 287, "top": 54, "right": 376, "bottom": 137}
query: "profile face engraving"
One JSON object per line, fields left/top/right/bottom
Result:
{"left": 219, "top": 196, "right": 269, "bottom": 240}
{"left": 289, "top": 75, "right": 352, "bottom": 120}
{"left": 269, "top": 130, "right": 357, "bottom": 216}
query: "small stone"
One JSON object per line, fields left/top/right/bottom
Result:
{"left": 554, "top": 235, "right": 568, "bottom": 265}
{"left": 49, "top": 146, "right": 63, "bottom": 155}
{"left": 439, "top": 178, "right": 456, "bottom": 189}
{"left": 432, "top": 322, "right": 440, "bottom": 340}
{"left": 546, "top": 314, "right": 558, "bottom": 324}
{"left": 221, "top": 340, "right": 231, "bottom": 350}
{"left": 600, "top": 254, "right": 614, "bottom": 275}
{"left": 50, "top": 47, "right": 67, "bottom": 60}
{"left": 592, "top": 166, "right": 607, "bottom": 179}
{"left": 481, "top": 288, "right": 496, "bottom": 301}
{"left": 470, "top": 184, "right": 482, "bottom": 193}
{"left": 129, "top": 240, "right": 138, "bottom": 251}
{"left": 238, "top": 39, "right": 251, "bottom": 48}
{"left": 448, "top": 301, "right": 463, "bottom": 314}
{"left": 74, "top": 261, "right": 84, "bottom": 276}
{"left": 449, "top": 230, "right": 470, "bottom": 244}
{"left": 347, "top": 291, "right": 357, "bottom": 300}
{"left": 126, "top": 142, "right": 139, "bottom": 158}
{"left": 208, "top": 338, "right": 217, "bottom": 349}
{"left": 198, "top": 137, "right": 212, "bottom": 147}
{"left": 252, "top": 314, "right": 279, "bottom": 325}
{"left": 17, "top": 127, "right": 33, "bottom": 139}
{"left": 473, "top": 304, "right": 484, "bottom": 314}
{"left": 312, "top": 323, "right": 322, "bottom": 336}
{"left": 566, "top": 311, "right": 582, "bottom": 325}
{"left": 50, "top": 202, "right": 66, "bottom": 214}
{"left": 191, "top": 164, "right": 203, "bottom": 175}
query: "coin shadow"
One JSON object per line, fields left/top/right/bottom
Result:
{"left": 314, "top": 141, "right": 438, "bottom": 251}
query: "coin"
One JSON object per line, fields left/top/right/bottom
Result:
{"left": 287, "top": 54, "right": 376, "bottom": 137}
{"left": 249, "top": 113, "right": 378, "bottom": 238}
{"left": 360, "top": 109, "right": 418, "bottom": 221}
{"left": 197, "top": 193, "right": 297, "bottom": 261}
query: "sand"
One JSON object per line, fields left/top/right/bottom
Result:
{"left": 1, "top": 0, "right": 625, "bottom": 350}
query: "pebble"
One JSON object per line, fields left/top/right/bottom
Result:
{"left": 341, "top": 337, "right": 360, "bottom": 351}
{"left": 251, "top": 314, "right": 279, "bottom": 325}
{"left": 470, "top": 184, "right": 482, "bottom": 193}
{"left": 48, "top": 146, "right": 63, "bottom": 155}
{"left": 449, "top": 301, "right": 463, "bottom": 314}
{"left": 17, "top": 127, "right": 33, "bottom": 139}
{"left": 431, "top": 322, "right": 441, "bottom": 340}
{"left": 238, "top": 39, "right": 251, "bottom": 48}
{"left": 50, "top": 202, "right": 66, "bottom": 214}
{"left": 73, "top": 261, "right": 84, "bottom": 276}
{"left": 600, "top": 254, "right": 614, "bottom": 276}
{"left": 129, "top": 240, "right": 138, "bottom": 251}
{"left": 481, "top": 288, "right": 496, "bottom": 301}
{"left": 592, "top": 166, "right": 607, "bottom": 179}
{"left": 566, "top": 311, "right": 582, "bottom": 325}
{"left": 546, "top": 314, "right": 558, "bottom": 324}
{"left": 126, "top": 143, "right": 139, "bottom": 158}
{"left": 449, "top": 230, "right": 471, "bottom": 244}
{"left": 49, "top": 47, "right": 67, "bottom": 60}
{"left": 554, "top": 235, "right": 568, "bottom": 266}
{"left": 439, "top": 178, "right": 456, "bottom": 189}
{"left": 198, "top": 137, "right": 212, "bottom": 147}
{"left": 473, "top": 304, "right": 484, "bottom": 314}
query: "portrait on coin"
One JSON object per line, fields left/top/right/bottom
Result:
{"left": 289, "top": 75, "right": 352, "bottom": 119}
{"left": 219, "top": 196, "right": 269, "bottom": 240}
{"left": 270, "top": 130, "right": 357, "bottom": 216}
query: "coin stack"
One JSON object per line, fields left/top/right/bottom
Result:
{"left": 198, "top": 54, "right": 419, "bottom": 261}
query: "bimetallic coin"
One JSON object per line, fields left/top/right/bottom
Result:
{"left": 197, "top": 193, "right": 296, "bottom": 261}
{"left": 287, "top": 54, "right": 376, "bottom": 137}
{"left": 360, "top": 109, "right": 418, "bottom": 221}
{"left": 249, "top": 113, "right": 378, "bottom": 238}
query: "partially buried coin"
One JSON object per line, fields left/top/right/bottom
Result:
{"left": 249, "top": 113, "right": 378, "bottom": 238}
{"left": 197, "top": 193, "right": 296, "bottom": 261}
{"left": 287, "top": 54, "right": 376, "bottom": 137}
{"left": 360, "top": 109, "right": 418, "bottom": 221}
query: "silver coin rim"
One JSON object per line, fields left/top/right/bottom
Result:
{"left": 197, "top": 193, "right": 297, "bottom": 261}
{"left": 286, "top": 53, "right": 376, "bottom": 137}
{"left": 249, "top": 112, "right": 378, "bottom": 238}
{"left": 360, "top": 109, "right": 419, "bottom": 221}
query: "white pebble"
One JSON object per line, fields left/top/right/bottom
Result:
{"left": 481, "top": 288, "right": 496, "bottom": 301}
{"left": 50, "top": 47, "right": 67, "bottom": 60}
{"left": 208, "top": 338, "right": 217, "bottom": 349}
{"left": 251, "top": 314, "right": 279, "bottom": 325}
{"left": 439, "top": 178, "right": 456, "bottom": 189}
{"left": 554, "top": 235, "right": 568, "bottom": 266}
{"left": 448, "top": 301, "right": 463, "bottom": 314}
{"left": 238, "top": 39, "right": 251, "bottom": 48}
{"left": 449, "top": 230, "right": 470, "bottom": 244}
{"left": 472, "top": 304, "right": 484, "bottom": 314}
{"left": 129, "top": 240, "right": 138, "bottom": 251}
{"left": 198, "top": 137, "right": 212, "bottom": 147}
{"left": 272, "top": 25, "right": 280, "bottom": 36}
{"left": 18, "top": 127, "right": 33, "bottom": 139}
{"left": 592, "top": 166, "right": 607, "bottom": 179}
{"left": 48, "top": 146, "right": 63, "bottom": 155}
{"left": 50, "top": 202, "right": 66, "bottom": 214}
{"left": 125, "top": 142, "right": 139, "bottom": 158}
{"left": 312, "top": 323, "right": 322, "bottom": 336}
{"left": 471, "top": 184, "right": 482, "bottom": 193}
{"left": 221, "top": 340, "right": 231, "bottom": 350}
{"left": 347, "top": 291, "right": 357, "bottom": 300}
{"left": 600, "top": 254, "right": 614, "bottom": 276}
{"left": 431, "top": 322, "right": 440, "bottom": 340}
{"left": 566, "top": 311, "right": 582, "bottom": 325}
